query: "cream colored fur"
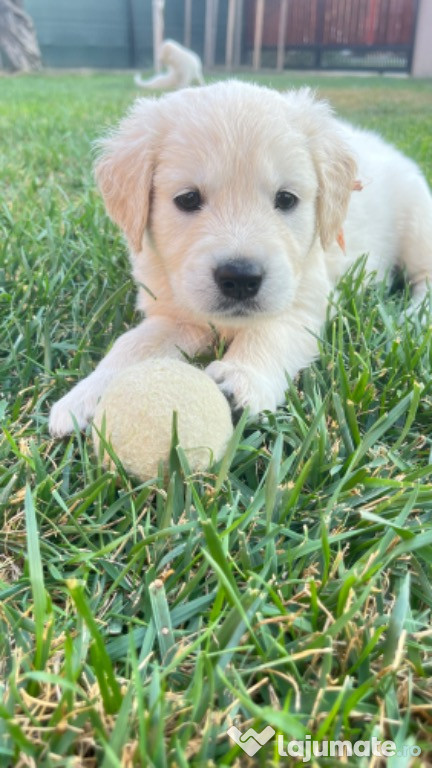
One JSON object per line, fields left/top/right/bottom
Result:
{"left": 134, "top": 39, "right": 204, "bottom": 91}
{"left": 49, "top": 81, "right": 432, "bottom": 437}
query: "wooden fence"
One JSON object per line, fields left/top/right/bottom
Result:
{"left": 25, "top": 0, "right": 421, "bottom": 73}
{"left": 190, "top": 0, "right": 419, "bottom": 73}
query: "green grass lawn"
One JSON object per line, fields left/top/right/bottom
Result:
{"left": 1, "top": 71, "right": 432, "bottom": 767}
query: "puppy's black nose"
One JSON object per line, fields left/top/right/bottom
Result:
{"left": 214, "top": 260, "right": 263, "bottom": 301}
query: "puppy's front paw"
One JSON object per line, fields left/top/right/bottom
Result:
{"left": 206, "top": 360, "right": 283, "bottom": 416}
{"left": 49, "top": 392, "right": 93, "bottom": 437}
{"left": 49, "top": 375, "right": 109, "bottom": 437}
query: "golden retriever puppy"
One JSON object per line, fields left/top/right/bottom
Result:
{"left": 49, "top": 81, "right": 432, "bottom": 436}
{"left": 134, "top": 39, "right": 204, "bottom": 91}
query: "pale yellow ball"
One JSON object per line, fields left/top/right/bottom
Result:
{"left": 92, "top": 359, "right": 233, "bottom": 481}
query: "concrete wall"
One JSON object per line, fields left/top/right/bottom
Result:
{"left": 24, "top": 0, "right": 152, "bottom": 68}
{"left": 412, "top": 0, "right": 432, "bottom": 77}
{"left": 23, "top": 0, "right": 222, "bottom": 69}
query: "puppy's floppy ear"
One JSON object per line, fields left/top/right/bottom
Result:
{"left": 313, "top": 117, "right": 358, "bottom": 251}
{"left": 94, "top": 98, "right": 161, "bottom": 252}
{"left": 287, "top": 89, "right": 358, "bottom": 250}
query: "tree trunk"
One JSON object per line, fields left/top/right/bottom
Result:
{"left": 0, "top": 0, "right": 41, "bottom": 71}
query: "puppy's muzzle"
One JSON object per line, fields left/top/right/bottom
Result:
{"left": 214, "top": 260, "right": 264, "bottom": 301}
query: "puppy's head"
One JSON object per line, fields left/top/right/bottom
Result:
{"left": 159, "top": 40, "right": 176, "bottom": 67}
{"left": 95, "top": 82, "right": 356, "bottom": 324}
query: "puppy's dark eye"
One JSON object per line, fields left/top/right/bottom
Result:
{"left": 275, "top": 190, "right": 298, "bottom": 211}
{"left": 174, "top": 189, "right": 203, "bottom": 212}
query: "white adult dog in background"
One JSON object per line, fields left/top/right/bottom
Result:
{"left": 134, "top": 39, "right": 204, "bottom": 91}
{"left": 49, "top": 81, "right": 432, "bottom": 437}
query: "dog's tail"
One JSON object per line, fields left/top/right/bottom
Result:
{"left": 133, "top": 70, "right": 178, "bottom": 91}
